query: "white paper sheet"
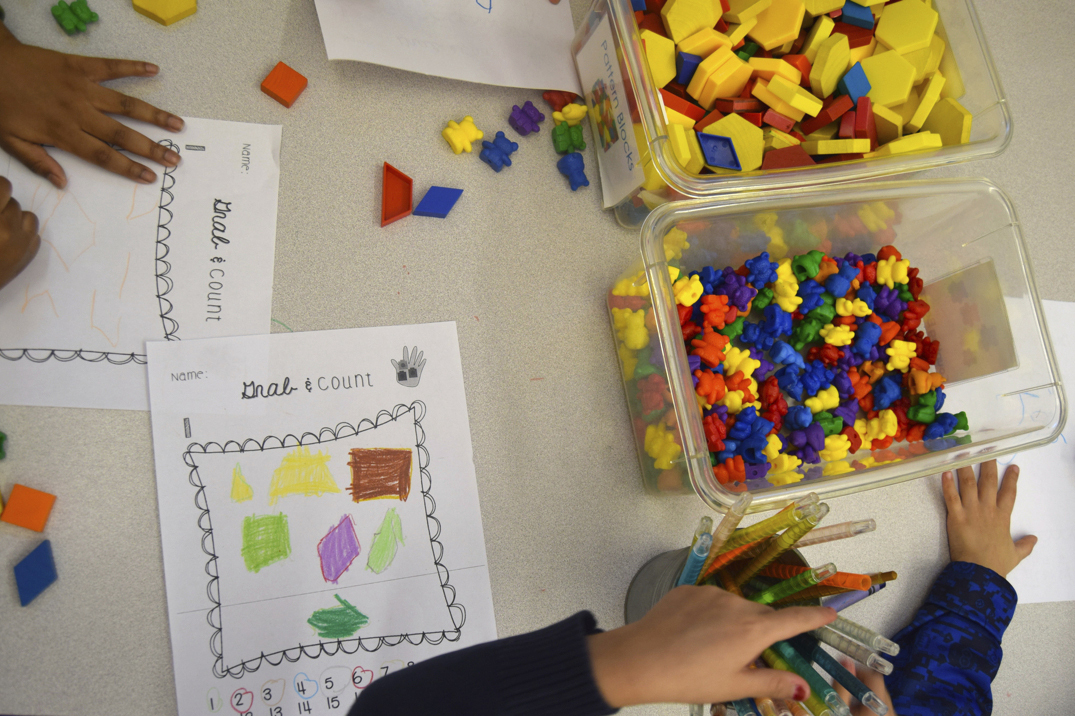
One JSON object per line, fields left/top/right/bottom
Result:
{"left": 147, "top": 322, "right": 496, "bottom": 715}
{"left": 999, "top": 299, "right": 1075, "bottom": 605}
{"left": 0, "top": 117, "right": 280, "bottom": 411}
{"left": 313, "top": 0, "right": 580, "bottom": 92}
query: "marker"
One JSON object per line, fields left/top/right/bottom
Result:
{"left": 698, "top": 537, "right": 768, "bottom": 584}
{"left": 828, "top": 614, "right": 899, "bottom": 656}
{"left": 758, "top": 563, "right": 872, "bottom": 591}
{"left": 794, "top": 519, "right": 876, "bottom": 548}
{"left": 720, "top": 494, "right": 818, "bottom": 553}
{"left": 771, "top": 640, "right": 851, "bottom": 716}
{"left": 729, "top": 699, "right": 759, "bottom": 716}
{"left": 676, "top": 533, "right": 712, "bottom": 587}
{"left": 756, "top": 698, "right": 779, "bottom": 716}
{"left": 735, "top": 504, "right": 829, "bottom": 586}
{"left": 760, "top": 647, "right": 834, "bottom": 716}
{"left": 692, "top": 515, "right": 714, "bottom": 548}
{"left": 789, "top": 635, "right": 890, "bottom": 716}
{"left": 869, "top": 571, "right": 898, "bottom": 586}
{"left": 786, "top": 702, "right": 812, "bottom": 716}
{"left": 812, "top": 626, "right": 894, "bottom": 674}
{"left": 821, "top": 583, "right": 886, "bottom": 612}
{"left": 765, "top": 699, "right": 794, "bottom": 716}
{"left": 699, "top": 493, "right": 753, "bottom": 578}
{"left": 749, "top": 563, "right": 837, "bottom": 605}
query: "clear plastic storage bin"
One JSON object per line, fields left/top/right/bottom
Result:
{"left": 572, "top": 0, "right": 1013, "bottom": 228}
{"left": 610, "top": 179, "right": 1064, "bottom": 513}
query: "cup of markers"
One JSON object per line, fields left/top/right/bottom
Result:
{"left": 624, "top": 493, "right": 898, "bottom": 716}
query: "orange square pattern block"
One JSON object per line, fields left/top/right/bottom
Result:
{"left": 261, "top": 62, "right": 308, "bottom": 108}
{"left": 1, "top": 484, "right": 56, "bottom": 532}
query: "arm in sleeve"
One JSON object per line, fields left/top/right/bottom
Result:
{"left": 885, "top": 561, "right": 1018, "bottom": 716}
{"left": 348, "top": 611, "right": 618, "bottom": 716}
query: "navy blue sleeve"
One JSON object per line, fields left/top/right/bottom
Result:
{"left": 886, "top": 561, "right": 1018, "bottom": 716}
{"left": 348, "top": 611, "right": 618, "bottom": 716}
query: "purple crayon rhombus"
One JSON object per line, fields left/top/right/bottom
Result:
{"left": 318, "top": 514, "right": 361, "bottom": 583}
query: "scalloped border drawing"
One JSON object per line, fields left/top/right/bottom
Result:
{"left": 183, "top": 401, "right": 466, "bottom": 679}
{"left": 0, "top": 139, "right": 179, "bottom": 366}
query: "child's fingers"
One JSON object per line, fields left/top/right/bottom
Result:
{"left": 1013, "top": 535, "right": 1038, "bottom": 566}
{"left": 736, "top": 666, "right": 810, "bottom": 705}
{"left": 996, "top": 464, "right": 1020, "bottom": 514}
{"left": 78, "top": 56, "right": 159, "bottom": 83}
{"left": 91, "top": 85, "right": 184, "bottom": 132}
{"left": 85, "top": 113, "right": 180, "bottom": 169}
{"left": 0, "top": 176, "right": 11, "bottom": 207}
{"left": 977, "top": 459, "right": 999, "bottom": 508}
{"left": 956, "top": 465, "right": 978, "bottom": 511}
{"left": 941, "top": 471, "right": 962, "bottom": 518}
{"left": 759, "top": 606, "right": 837, "bottom": 646}
{"left": 0, "top": 136, "right": 66, "bottom": 188}
{"left": 831, "top": 679, "right": 852, "bottom": 711}
{"left": 69, "top": 132, "right": 157, "bottom": 184}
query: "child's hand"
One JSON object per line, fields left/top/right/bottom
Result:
{"left": 0, "top": 176, "right": 41, "bottom": 290}
{"left": 942, "top": 460, "right": 1037, "bottom": 579}
{"left": 832, "top": 658, "right": 897, "bottom": 716}
{"left": 0, "top": 24, "right": 183, "bottom": 189}
{"left": 585, "top": 585, "right": 836, "bottom": 708}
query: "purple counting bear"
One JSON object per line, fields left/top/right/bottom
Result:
{"left": 832, "top": 371, "right": 854, "bottom": 399}
{"left": 745, "top": 252, "right": 779, "bottom": 288}
{"left": 480, "top": 131, "right": 519, "bottom": 172}
{"left": 832, "top": 399, "right": 859, "bottom": 426}
{"left": 557, "top": 152, "right": 589, "bottom": 190}
{"left": 874, "top": 286, "right": 904, "bottom": 321}
{"left": 789, "top": 422, "right": 826, "bottom": 464}
{"left": 715, "top": 267, "right": 757, "bottom": 311}
{"left": 509, "top": 100, "right": 545, "bottom": 136}
{"left": 747, "top": 347, "right": 774, "bottom": 379}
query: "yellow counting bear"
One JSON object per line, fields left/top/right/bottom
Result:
{"left": 724, "top": 346, "right": 762, "bottom": 379}
{"left": 805, "top": 385, "right": 839, "bottom": 413}
{"left": 855, "top": 409, "right": 898, "bottom": 444}
{"left": 819, "top": 434, "right": 851, "bottom": 462}
{"left": 442, "top": 116, "right": 484, "bottom": 154}
{"left": 819, "top": 323, "right": 854, "bottom": 346}
{"left": 645, "top": 423, "right": 682, "bottom": 470}
{"left": 875, "top": 255, "right": 910, "bottom": 288}
{"left": 886, "top": 339, "right": 917, "bottom": 372}
{"left": 835, "top": 298, "right": 872, "bottom": 317}
{"left": 612, "top": 308, "right": 650, "bottom": 351}
{"left": 772, "top": 258, "right": 803, "bottom": 312}
{"left": 674, "top": 274, "right": 704, "bottom": 306}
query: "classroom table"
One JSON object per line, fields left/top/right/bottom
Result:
{"left": 1, "top": 1, "right": 1073, "bottom": 714}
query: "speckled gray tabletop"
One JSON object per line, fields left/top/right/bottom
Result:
{"left": 0, "top": 1, "right": 1073, "bottom": 714}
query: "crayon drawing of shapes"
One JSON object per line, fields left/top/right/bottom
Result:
{"left": 347, "top": 448, "right": 411, "bottom": 503}
{"left": 307, "top": 594, "right": 369, "bottom": 639}
{"left": 230, "top": 463, "right": 253, "bottom": 502}
{"left": 366, "top": 508, "right": 404, "bottom": 575}
{"left": 317, "top": 514, "right": 361, "bottom": 583}
{"left": 268, "top": 445, "right": 340, "bottom": 505}
{"left": 241, "top": 513, "right": 291, "bottom": 573}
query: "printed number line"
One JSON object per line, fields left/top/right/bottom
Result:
{"left": 174, "top": 564, "right": 487, "bottom": 615}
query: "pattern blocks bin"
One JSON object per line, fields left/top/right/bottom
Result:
{"left": 609, "top": 179, "right": 1063, "bottom": 512}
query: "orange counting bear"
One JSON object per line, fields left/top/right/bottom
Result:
{"left": 691, "top": 329, "right": 730, "bottom": 367}
{"left": 1, "top": 484, "right": 56, "bottom": 532}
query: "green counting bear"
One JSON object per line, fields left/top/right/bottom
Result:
{"left": 791, "top": 250, "right": 826, "bottom": 281}
{"left": 552, "top": 121, "right": 586, "bottom": 154}
{"left": 52, "top": 0, "right": 97, "bottom": 35}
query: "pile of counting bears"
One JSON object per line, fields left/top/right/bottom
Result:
{"left": 632, "top": 0, "right": 971, "bottom": 185}
{"left": 611, "top": 211, "right": 967, "bottom": 492}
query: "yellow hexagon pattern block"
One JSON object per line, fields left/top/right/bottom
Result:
{"left": 921, "top": 97, "right": 972, "bottom": 145}
{"left": 703, "top": 113, "right": 764, "bottom": 171}
{"left": 860, "top": 51, "right": 916, "bottom": 107}
{"left": 875, "top": 0, "right": 938, "bottom": 54}
{"left": 641, "top": 30, "right": 678, "bottom": 89}
{"left": 809, "top": 34, "right": 849, "bottom": 99}
{"left": 661, "top": 0, "right": 719, "bottom": 44}
{"left": 133, "top": 0, "right": 196, "bottom": 25}
{"left": 749, "top": 0, "right": 806, "bottom": 51}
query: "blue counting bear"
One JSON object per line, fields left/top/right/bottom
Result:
{"left": 825, "top": 262, "right": 860, "bottom": 298}
{"left": 770, "top": 340, "right": 806, "bottom": 371}
{"left": 924, "top": 412, "right": 959, "bottom": 440}
{"left": 722, "top": 408, "right": 774, "bottom": 464}
{"left": 857, "top": 283, "right": 877, "bottom": 310}
{"left": 693, "top": 266, "right": 722, "bottom": 295}
{"left": 851, "top": 321, "right": 882, "bottom": 359}
{"left": 745, "top": 252, "right": 779, "bottom": 288}
{"left": 557, "top": 152, "right": 589, "bottom": 191}
{"left": 873, "top": 374, "right": 903, "bottom": 410}
{"left": 775, "top": 365, "right": 804, "bottom": 401}
{"left": 742, "top": 321, "right": 776, "bottom": 351}
{"left": 785, "top": 405, "right": 814, "bottom": 430}
{"left": 480, "top": 131, "right": 518, "bottom": 172}
{"left": 797, "top": 280, "right": 826, "bottom": 313}
{"left": 934, "top": 387, "right": 946, "bottom": 411}
{"left": 801, "top": 360, "right": 835, "bottom": 397}
{"left": 762, "top": 304, "right": 793, "bottom": 339}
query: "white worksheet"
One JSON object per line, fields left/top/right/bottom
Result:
{"left": 147, "top": 322, "right": 496, "bottom": 716}
{"left": 0, "top": 117, "right": 280, "bottom": 411}
{"left": 313, "top": 0, "right": 581, "bottom": 92}
{"left": 1000, "top": 300, "right": 1075, "bottom": 605}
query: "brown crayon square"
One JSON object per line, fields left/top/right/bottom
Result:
{"left": 347, "top": 448, "right": 412, "bottom": 503}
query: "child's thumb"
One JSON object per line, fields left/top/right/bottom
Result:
{"left": 1014, "top": 534, "right": 1038, "bottom": 563}
{"left": 739, "top": 667, "right": 810, "bottom": 704}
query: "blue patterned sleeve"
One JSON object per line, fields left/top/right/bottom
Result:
{"left": 885, "top": 561, "right": 1018, "bottom": 716}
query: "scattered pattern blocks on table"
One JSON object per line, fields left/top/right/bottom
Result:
{"left": 0, "top": 484, "right": 57, "bottom": 532}
{"left": 132, "top": 0, "right": 196, "bottom": 26}
{"left": 413, "top": 187, "right": 463, "bottom": 219}
{"left": 381, "top": 162, "right": 413, "bottom": 227}
{"left": 260, "top": 62, "right": 308, "bottom": 108}
{"left": 14, "top": 540, "right": 57, "bottom": 606}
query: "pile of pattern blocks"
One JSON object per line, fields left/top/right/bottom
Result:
{"left": 1, "top": 434, "right": 59, "bottom": 607}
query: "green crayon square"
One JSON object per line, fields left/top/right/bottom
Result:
{"left": 241, "top": 513, "right": 291, "bottom": 573}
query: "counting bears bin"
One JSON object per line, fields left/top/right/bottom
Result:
{"left": 610, "top": 178, "right": 1065, "bottom": 513}
{"left": 571, "top": 0, "right": 1012, "bottom": 228}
